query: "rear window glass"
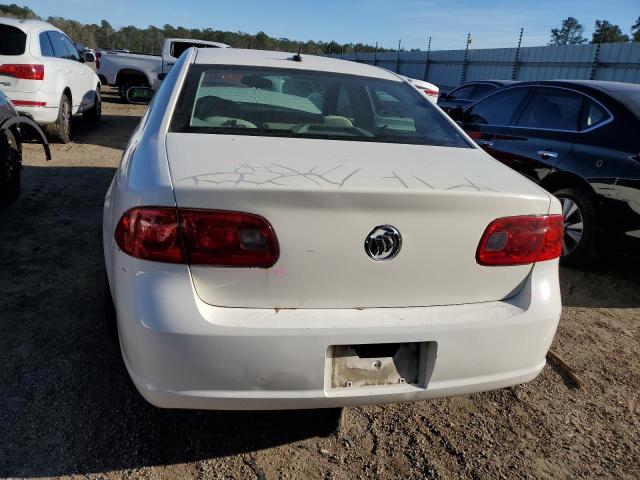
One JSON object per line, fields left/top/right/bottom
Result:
{"left": 170, "top": 42, "right": 221, "bottom": 59}
{"left": 581, "top": 100, "right": 609, "bottom": 130}
{"left": 516, "top": 87, "right": 583, "bottom": 131}
{"left": 170, "top": 65, "right": 471, "bottom": 148}
{"left": 0, "top": 24, "right": 26, "bottom": 55}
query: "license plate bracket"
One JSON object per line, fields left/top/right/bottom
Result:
{"left": 327, "top": 342, "right": 431, "bottom": 390}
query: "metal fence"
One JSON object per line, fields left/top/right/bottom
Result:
{"left": 329, "top": 42, "right": 640, "bottom": 91}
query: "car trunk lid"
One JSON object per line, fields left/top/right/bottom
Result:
{"left": 166, "top": 134, "right": 551, "bottom": 309}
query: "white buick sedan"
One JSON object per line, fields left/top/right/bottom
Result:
{"left": 103, "top": 48, "right": 563, "bottom": 410}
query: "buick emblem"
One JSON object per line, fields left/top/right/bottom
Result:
{"left": 364, "top": 225, "right": 402, "bottom": 261}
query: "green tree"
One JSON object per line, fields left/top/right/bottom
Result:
{"left": 0, "top": 3, "right": 38, "bottom": 18}
{"left": 632, "top": 16, "right": 640, "bottom": 42}
{"left": 591, "top": 20, "right": 630, "bottom": 43}
{"left": 550, "top": 17, "right": 587, "bottom": 45}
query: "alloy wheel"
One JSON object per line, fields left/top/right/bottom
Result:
{"left": 558, "top": 197, "right": 584, "bottom": 256}
{"left": 62, "top": 100, "right": 70, "bottom": 137}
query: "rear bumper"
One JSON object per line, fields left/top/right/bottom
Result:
{"left": 6, "top": 91, "right": 60, "bottom": 124}
{"left": 109, "top": 251, "right": 561, "bottom": 410}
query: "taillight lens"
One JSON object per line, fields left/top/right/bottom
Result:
{"left": 0, "top": 64, "right": 44, "bottom": 80}
{"left": 476, "top": 215, "right": 563, "bottom": 266}
{"left": 423, "top": 88, "right": 439, "bottom": 97}
{"left": 114, "top": 208, "right": 183, "bottom": 263}
{"left": 114, "top": 207, "right": 279, "bottom": 267}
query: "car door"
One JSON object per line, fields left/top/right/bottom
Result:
{"left": 44, "top": 31, "right": 83, "bottom": 110}
{"left": 59, "top": 33, "right": 93, "bottom": 110}
{"left": 489, "top": 87, "right": 582, "bottom": 183}
{"left": 459, "top": 86, "right": 531, "bottom": 154}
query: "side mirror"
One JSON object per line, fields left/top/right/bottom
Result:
{"left": 126, "top": 86, "right": 154, "bottom": 105}
{"left": 448, "top": 107, "right": 464, "bottom": 122}
{"left": 84, "top": 51, "right": 96, "bottom": 63}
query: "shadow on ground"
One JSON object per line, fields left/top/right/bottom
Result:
{"left": 69, "top": 113, "right": 141, "bottom": 151}
{"left": 0, "top": 166, "right": 338, "bottom": 478}
{"left": 560, "top": 254, "right": 640, "bottom": 308}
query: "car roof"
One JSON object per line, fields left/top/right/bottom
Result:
{"left": 511, "top": 79, "right": 640, "bottom": 94}
{"left": 464, "top": 80, "right": 520, "bottom": 87}
{"left": 193, "top": 48, "right": 401, "bottom": 81}
{"left": 0, "top": 17, "right": 59, "bottom": 33}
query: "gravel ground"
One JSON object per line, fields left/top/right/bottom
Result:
{"left": 1, "top": 88, "right": 639, "bottom": 479}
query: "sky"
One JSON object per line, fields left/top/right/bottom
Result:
{"left": 21, "top": 0, "right": 640, "bottom": 50}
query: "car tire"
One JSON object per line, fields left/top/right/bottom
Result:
{"left": 105, "top": 276, "right": 119, "bottom": 344}
{"left": 553, "top": 188, "right": 599, "bottom": 267}
{"left": 0, "top": 129, "right": 21, "bottom": 206}
{"left": 46, "top": 94, "right": 72, "bottom": 144}
{"left": 83, "top": 87, "right": 102, "bottom": 123}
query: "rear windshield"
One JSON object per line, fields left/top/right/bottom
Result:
{"left": 0, "top": 24, "right": 27, "bottom": 55}
{"left": 170, "top": 65, "right": 471, "bottom": 148}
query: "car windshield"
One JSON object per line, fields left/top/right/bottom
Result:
{"left": 170, "top": 65, "right": 471, "bottom": 148}
{"left": 0, "top": 24, "right": 27, "bottom": 55}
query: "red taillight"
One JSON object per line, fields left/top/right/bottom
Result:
{"left": 423, "top": 89, "right": 439, "bottom": 97}
{"left": 114, "top": 208, "right": 183, "bottom": 263}
{"left": 476, "top": 215, "right": 563, "bottom": 266}
{"left": 114, "top": 207, "right": 279, "bottom": 267}
{"left": 0, "top": 64, "right": 44, "bottom": 80}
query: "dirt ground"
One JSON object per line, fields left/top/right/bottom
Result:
{"left": 1, "top": 88, "right": 639, "bottom": 479}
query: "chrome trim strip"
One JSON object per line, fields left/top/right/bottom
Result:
{"left": 465, "top": 84, "right": 615, "bottom": 134}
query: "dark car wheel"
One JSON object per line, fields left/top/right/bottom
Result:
{"left": 0, "top": 129, "right": 21, "bottom": 206}
{"left": 46, "top": 95, "right": 72, "bottom": 143}
{"left": 83, "top": 87, "right": 102, "bottom": 123}
{"left": 553, "top": 188, "right": 599, "bottom": 267}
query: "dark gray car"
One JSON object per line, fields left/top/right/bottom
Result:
{"left": 438, "top": 80, "right": 519, "bottom": 113}
{"left": 0, "top": 90, "right": 50, "bottom": 205}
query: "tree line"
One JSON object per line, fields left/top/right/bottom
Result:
{"left": 0, "top": 3, "right": 393, "bottom": 55}
{"left": 550, "top": 16, "right": 640, "bottom": 45}
{"left": 1, "top": 4, "right": 638, "bottom": 53}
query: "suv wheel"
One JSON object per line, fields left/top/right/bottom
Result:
{"left": 83, "top": 88, "right": 102, "bottom": 123}
{"left": 47, "top": 95, "right": 72, "bottom": 143}
{"left": 553, "top": 188, "right": 598, "bottom": 267}
{"left": 0, "top": 129, "right": 21, "bottom": 205}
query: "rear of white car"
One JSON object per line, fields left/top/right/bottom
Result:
{"left": 401, "top": 75, "right": 439, "bottom": 104}
{"left": 103, "top": 49, "right": 562, "bottom": 410}
{"left": 0, "top": 18, "right": 101, "bottom": 142}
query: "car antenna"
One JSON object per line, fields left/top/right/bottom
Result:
{"left": 292, "top": 48, "right": 302, "bottom": 62}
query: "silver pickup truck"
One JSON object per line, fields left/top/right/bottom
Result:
{"left": 96, "top": 38, "right": 230, "bottom": 100}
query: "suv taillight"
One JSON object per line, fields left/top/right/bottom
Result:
{"left": 476, "top": 215, "right": 563, "bottom": 266}
{"left": 423, "top": 88, "right": 439, "bottom": 97}
{"left": 0, "top": 64, "right": 44, "bottom": 80}
{"left": 114, "top": 207, "right": 279, "bottom": 267}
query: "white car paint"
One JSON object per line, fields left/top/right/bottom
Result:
{"left": 0, "top": 18, "right": 100, "bottom": 125}
{"left": 103, "top": 48, "right": 562, "bottom": 410}
{"left": 400, "top": 75, "right": 439, "bottom": 104}
{"left": 97, "top": 38, "right": 230, "bottom": 92}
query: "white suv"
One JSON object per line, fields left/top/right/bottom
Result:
{"left": 0, "top": 18, "right": 101, "bottom": 143}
